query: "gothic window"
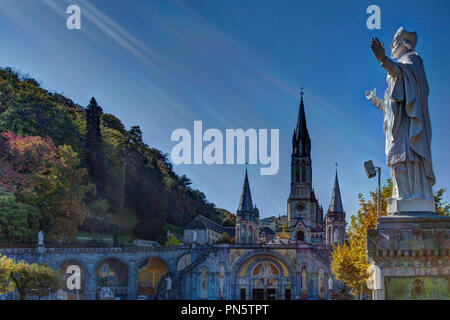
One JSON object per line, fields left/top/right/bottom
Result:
{"left": 296, "top": 170, "right": 300, "bottom": 182}
{"left": 296, "top": 203, "right": 305, "bottom": 216}
{"left": 297, "top": 230, "right": 305, "bottom": 242}
{"left": 301, "top": 165, "right": 306, "bottom": 182}
{"left": 333, "top": 227, "right": 339, "bottom": 243}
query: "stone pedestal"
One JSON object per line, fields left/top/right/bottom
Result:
{"left": 387, "top": 198, "right": 436, "bottom": 214}
{"left": 36, "top": 244, "right": 45, "bottom": 254}
{"left": 367, "top": 211, "right": 450, "bottom": 300}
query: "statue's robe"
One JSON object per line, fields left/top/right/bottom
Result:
{"left": 380, "top": 51, "right": 435, "bottom": 200}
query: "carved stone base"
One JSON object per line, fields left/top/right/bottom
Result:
{"left": 36, "top": 244, "right": 45, "bottom": 254}
{"left": 387, "top": 198, "right": 436, "bottom": 215}
{"left": 367, "top": 212, "right": 450, "bottom": 300}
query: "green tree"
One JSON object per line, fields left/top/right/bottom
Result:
{"left": 222, "top": 216, "right": 235, "bottom": 227}
{"left": 0, "top": 192, "right": 40, "bottom": 247}
{"left": 9, "top": 260, "right": 62, "bottom": 300}
{"left": 86, "top": 97, "right": 105, "bottom": 195}
{"left": 216, "top": 232, "right": 231, "bottom": 244}
{"left": 101, "top": 113, "right": 125, "bottom": 133}
{"left": 164, "top": 234, "right": 180, "bottom": 247}
{"left": 434, "top": 188, "right": 450, "bottom": 216}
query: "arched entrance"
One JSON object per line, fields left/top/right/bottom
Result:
{"left": 251, "top": 261, "right": 280, "bottom": 300}
{"left": 137, "top": 256, "right": 168, "bottom": 299}
{"left": 296, "top": 230, "right": 305, "bottom": 242}
{"left": 233, "top": 253, "right": 295, "bottom": 300}
{"left": 58, "top": 260, "right": 85, "bottom": 300}
{"left": 96, "top": 258, "right": 128, "bottom": 300}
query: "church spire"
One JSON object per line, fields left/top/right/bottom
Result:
{"left": 238, "top": 168, "right": 253, "bottom": 212}
{"left": 329, "top": 167, "right": 344, "bottom": 213}
{"left": 293, "top": 88, "right": 311, "bottom": 157}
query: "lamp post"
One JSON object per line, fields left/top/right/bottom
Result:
{"left": 364, "top": 161, "right": 381, "bottom": 227}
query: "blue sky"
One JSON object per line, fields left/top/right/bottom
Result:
{"left": 0, "top": 0, "right": 448, "bottom": 222}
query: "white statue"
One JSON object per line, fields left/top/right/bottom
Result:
{"left": 365, "top": 27, "right": 435, "bottom": 202}
{"left": 218, "top": 263, "right": 225, "bottom": 299}
{"left": 333, "top": 228, "right": 339, "bottom": 244}
{"left": 192, "top": 230, "right": 197, "bottom": 242}
{"left": 38, "top": 230, "right": 44, "bottom": 246}
{"left": 301, "top": 269, "right": 307, "bottom": 289}
{"left": 166, "top": 276, "right": 172, "bottom": 291}
{"left": 328, "top": 277, "right": 333, "bottom": 290}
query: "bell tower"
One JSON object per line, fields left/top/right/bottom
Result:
{"left": 288, "top": 89, "right": 313, "bottom": 227}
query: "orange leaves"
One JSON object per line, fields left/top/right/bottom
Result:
{"left": 330, "top": 179, "right": 393, "bottom": 296}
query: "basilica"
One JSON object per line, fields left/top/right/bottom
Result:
{"left": 0, "top": 93, "right": 347, "bottom": 300}
{"left": 179, "top": 92, "right": 346, "bottom": 299}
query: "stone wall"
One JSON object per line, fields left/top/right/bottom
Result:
{"left": 0, "top": 243, "right": 332, "bottom": 300}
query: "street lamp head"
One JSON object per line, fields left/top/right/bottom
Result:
{"left": 364, "top": 160, "right": 377, "bottom": 178}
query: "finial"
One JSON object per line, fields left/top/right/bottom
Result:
{"left": 300, "top": 86, "right": 304, "bottom": 97}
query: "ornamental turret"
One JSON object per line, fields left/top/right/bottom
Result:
{"left": 236, "top": 168, "right": 259, "bottom": 244}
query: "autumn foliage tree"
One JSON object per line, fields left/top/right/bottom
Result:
{"left": 0, "top": 255, "right": 14, "bottom": 294}
{"left": 0, "top": 131, "right": 89, "bottom": 241}
{"left": 330, "top": 179, "right": 392, "bottom": 297}
{"left": 434, "top": 188, "right": 450, "bottom": 216}
{"left": 8, "top": 260, "right": 63, "bottom": 300}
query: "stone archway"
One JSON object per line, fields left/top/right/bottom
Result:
{"left": 58, "top": 259, "right": 86, "bottom": 300}
{"left": 96, "top": 258, "right": 128, "bottom": 300}
{"left": 231, "top": 251, "right": 297, "bottom": 300}
{"left": 136, "top": 256, "right": 169, "bottom": 299}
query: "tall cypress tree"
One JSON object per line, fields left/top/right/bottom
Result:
{"left": 86, "top": 97, "right": 105, "bottom": 194}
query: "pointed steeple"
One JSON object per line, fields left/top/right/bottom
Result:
{"left": 293, "top": 88, "right": 311, "bottom": 157}
{"left": 238, "top": 168, "right": 253, "bottom": 212}
{"left": 329, "top": 168, "right": 344, "bottom": 213}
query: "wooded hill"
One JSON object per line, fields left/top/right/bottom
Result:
{"left": 0, "top": 67, "right": 233, "bottom": 246}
